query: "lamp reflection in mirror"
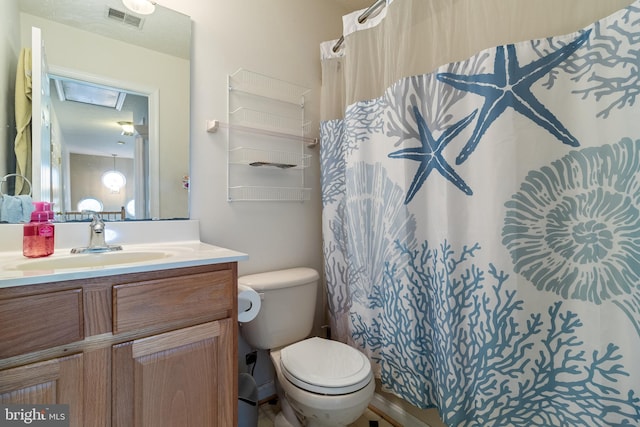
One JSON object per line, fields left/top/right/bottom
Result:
{"left": 102, "top": 154, "right": 126, "bottom": 193}
{"left": 122, "top": 0, "right": 156, "bottom": 15}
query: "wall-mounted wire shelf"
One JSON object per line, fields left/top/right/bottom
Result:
{"left": 229, "top": 107, "right": 311, "bottom": 137}
{"left": 227, "top": 69, "right": 312, "bottom": 202}
{"left": 228, "top": 186, "right": 311, "bottom": 202}
{"left": 229, "top": 147, "right": 311, "bottom": 169}
{"left": 229, "top": 68, "right": 310, "bottom": 105}
{"left": 215, "top": 122, "right": 318, "bottom": 145}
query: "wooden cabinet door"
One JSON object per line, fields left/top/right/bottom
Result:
{"left": 0, "top": 354, "right": 83, "bottom": 426}
{"left": 112, "top": 319, "right": 235, "bottom": 427}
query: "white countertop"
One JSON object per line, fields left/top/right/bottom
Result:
{"left": 0, "top": 220, "right": 248, "bottom": 287}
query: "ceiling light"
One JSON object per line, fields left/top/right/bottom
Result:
{"left": 122, "top": 0, "right": 156, "bottom": 15}
{"left": 118, "top": 121, "right": 135, "bottom": 136}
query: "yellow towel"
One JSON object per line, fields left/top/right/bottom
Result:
{"left": 14, "top": 48, "right": 32, "bottom": 196}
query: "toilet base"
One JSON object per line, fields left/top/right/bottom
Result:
{"left": 275, "top": 393, "right": 303, "bottom": 427}
{"left": 276, "top": 399, "right": 360, "bottom": 427}
{"left": 274, "top": 412, "right": 298, "bottom": 427}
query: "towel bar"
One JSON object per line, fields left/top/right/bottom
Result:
{"left": 0, "top": 173, "right": 32, "bottom": 197}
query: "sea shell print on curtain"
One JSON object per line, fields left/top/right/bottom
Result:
{"left": 320, "top": 2, "right": 640, "bottom": 426}
{"left": 503, "top": 138, "right": 640, "bottom": 336}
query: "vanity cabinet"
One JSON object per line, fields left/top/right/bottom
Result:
{"left": 112, "top": 320, "right": 233, "bottom": 426}
{"left": 0, "top": 263, "right": 238, "bottom": 427}
{"left": 0, "top": 354, "right": 84, "bottom": 425}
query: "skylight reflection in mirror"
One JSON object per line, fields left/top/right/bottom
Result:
{"left": 54, "top": 79, "right": 127, "bottom": 110}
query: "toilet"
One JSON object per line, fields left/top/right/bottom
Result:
{"left": 239, "top": 267, "right": 375, "bottom": 427}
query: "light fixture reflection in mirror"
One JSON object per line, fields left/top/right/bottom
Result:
{"left": 118, "top": 121, "right": 135, "bottom": 136}
{"left": 122, "top": 0, "right": 156, "bottom": 15}
{"left": 102, "top": 154, "right": 126, "bottom": 193}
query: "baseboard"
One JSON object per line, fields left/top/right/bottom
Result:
{"left": 369, "top": 393, "right": 432, "bottom": 427}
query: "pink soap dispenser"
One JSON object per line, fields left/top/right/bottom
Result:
{"left": 23, "top": 202, "right": 55, "bottom": 258}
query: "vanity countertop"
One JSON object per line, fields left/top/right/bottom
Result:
{"left": 0, "top": 220, "right": 248, "bottom": 287}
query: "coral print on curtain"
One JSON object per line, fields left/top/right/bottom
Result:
{"left": 320, "top": 1, "right": 640, "bottom": 426}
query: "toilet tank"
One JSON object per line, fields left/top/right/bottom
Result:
{"left": 239, "top": 267, "right": 319, "bottom": 350}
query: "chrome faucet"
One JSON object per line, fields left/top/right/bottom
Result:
{"left": 71, "top": 212, "right": 123, "bottom": 254}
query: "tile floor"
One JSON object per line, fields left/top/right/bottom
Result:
{"left": 257, "top": 400, "right": 398, "bottom": 427}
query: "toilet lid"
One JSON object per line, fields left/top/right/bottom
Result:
{"left": 280, "top": 337, "right": 372, "bottom": 395}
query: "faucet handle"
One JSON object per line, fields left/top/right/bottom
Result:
{"left": 83, "top": 211, "right": 105, "bottom": 234}
{"left": 82, "top": 210, "right": 103, "bottom": 222}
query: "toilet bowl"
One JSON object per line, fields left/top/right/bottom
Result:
{"left": 238, "top": 268, "right": 375, "bottom": 427}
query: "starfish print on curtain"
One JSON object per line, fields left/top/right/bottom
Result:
{"left": 437, "top": 30, "right": 591, "bottom": 165}
{"left": 388, "top": 107, "right": 476, "bottom": 204}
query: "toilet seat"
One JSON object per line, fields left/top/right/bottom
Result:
{"left": 279, "top": 337, "right": 372, "bottom": 395}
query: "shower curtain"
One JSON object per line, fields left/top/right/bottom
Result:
{"left": 320, "top": 1, "right": 640, "bottom": 425}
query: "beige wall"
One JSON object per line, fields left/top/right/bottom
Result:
{"left": 158, "top": 0, "right": 345, "bottom": 305}
{"left": 158, "top": 0, "right": 346, "bottom": 401}
{"left": 158, "top": 0, "right": 347, "bottom": 275}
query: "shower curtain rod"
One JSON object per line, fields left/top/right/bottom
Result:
{"left": 332, "top": 0, "right": 386, "bottom": 52}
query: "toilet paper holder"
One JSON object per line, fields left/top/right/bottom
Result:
{"left": 238, "top": 285, "right": 262, "bottom": 323}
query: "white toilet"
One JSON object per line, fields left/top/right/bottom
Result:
{"left": 239, "top": 267, "right": 375, "bottom": 427}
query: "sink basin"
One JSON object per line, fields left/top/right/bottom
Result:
{"left": 12, "top": 251, "right": 170, "bottom": 271}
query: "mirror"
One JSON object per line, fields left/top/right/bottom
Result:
{"left": 17, "top": 0, "right": 190, "bottom": 220}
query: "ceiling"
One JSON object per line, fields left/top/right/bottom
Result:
{"left": 18, "top": 0, "right": 375, "bottom": 59}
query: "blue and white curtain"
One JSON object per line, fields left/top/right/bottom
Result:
{"left": 320, "top": 1, "right": 640, "bottom": 425}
